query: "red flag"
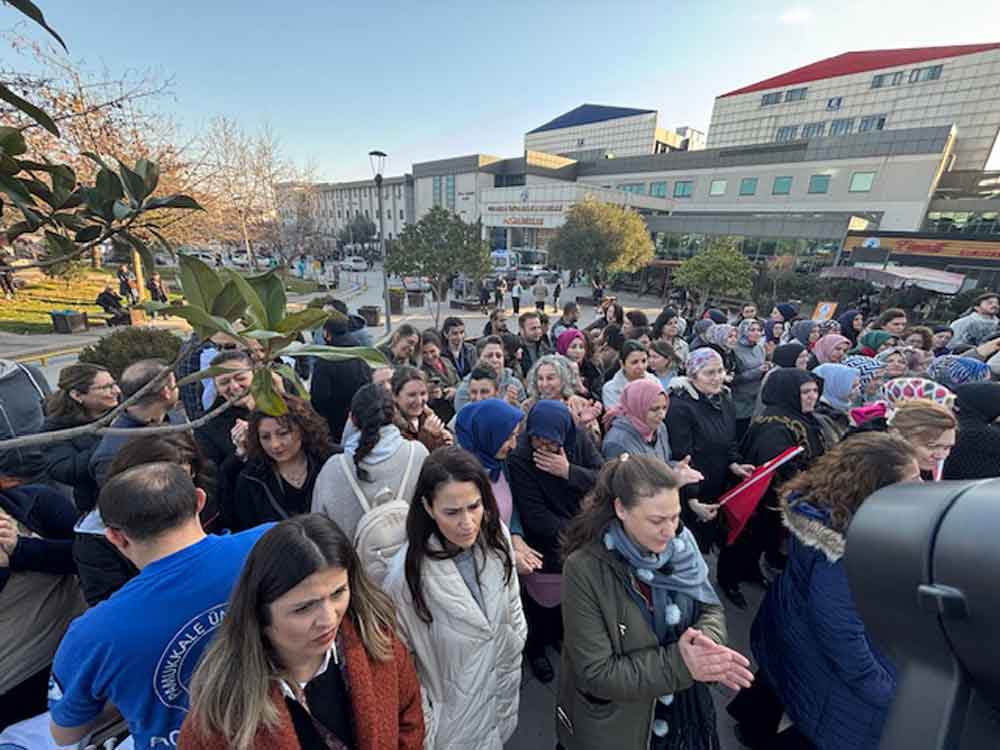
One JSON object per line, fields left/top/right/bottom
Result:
{"left": 718, "top": 446, "right": 804, "bottom": 546}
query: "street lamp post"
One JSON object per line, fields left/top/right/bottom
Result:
{"left": 369, "top": 150, "right": 391, "bottom": 335}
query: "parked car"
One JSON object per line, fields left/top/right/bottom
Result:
{"left": 342, "top": 255, "right": 368, "bottom": 272}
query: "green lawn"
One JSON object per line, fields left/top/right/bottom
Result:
{"left": 0, "top": 270, "right": 113, "bottom": 334}
{"left": 0, "top": 267, "right": 322, "bottom": 334}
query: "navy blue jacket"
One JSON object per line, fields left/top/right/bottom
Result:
{"left": 0, "top": 484, "right": 78, "bottom": 593}
{"left": 751, "top": 500, "right": 895, "bottom": 750}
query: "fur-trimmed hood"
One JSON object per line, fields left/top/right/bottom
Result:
{"left": 668, "top": 375, "right": 731, "bottom": 401}
{"left": 782, "top": 497, "right": 845, "bottom": 562}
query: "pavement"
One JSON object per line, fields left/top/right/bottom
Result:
{"left": 2, "top": 266, "right": 763, "bottom": 747}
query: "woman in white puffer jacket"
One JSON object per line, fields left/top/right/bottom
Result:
{"left": 384, "top": 446, "right": 527, "bottom": 750}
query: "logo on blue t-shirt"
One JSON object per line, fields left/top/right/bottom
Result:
{"left": 153, "top": 604, "right": 228, "bottom": 710}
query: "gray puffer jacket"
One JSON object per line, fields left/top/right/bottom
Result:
{"left": 731, "top": 342, "right": 768, "bottom": 420}
{"left": 0, "top": 360, "right": 51, "bottom": 478}
{"left": 601, "top": 415, "right": 672, "bottom": 464}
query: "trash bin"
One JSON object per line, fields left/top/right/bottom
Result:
{"left": 358, "top": 305, "right": 381, "bottom": 328}
{"left": 389, "top": 289, "right": 405, "bottom": 316}
{"left": 407, "top": 291, "right": 425, "bottom": 307}
{"left": 50, "top": 310, "right": 88, "bottom": 334}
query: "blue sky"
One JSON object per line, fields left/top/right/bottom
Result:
{"left": 24, "top": 1, "right": 1000, "bottom": 181}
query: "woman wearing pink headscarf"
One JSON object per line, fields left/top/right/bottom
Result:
{"left": 601, "top": 379, "right": 672, "bottom": 463}
{"left": 809, "top": 333, "right": 851, "bottom": 368}
{"left": 556, "top": 327, "right": 604, "bottom": 399}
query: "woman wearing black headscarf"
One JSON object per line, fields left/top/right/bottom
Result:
{"left": 720, "top": 369, "right": 827, "bottom": 608}
{"left": 837, "top": 308, "right": 864, "bottom": 346}
{"left": 508, "top": 400, "right": 603, "bottom": 683}
{"left": 771, "top": 342, "right": 809, "bottom": 370}
{"left": 942, "top": 382, "right": 1000, "bottom": 480}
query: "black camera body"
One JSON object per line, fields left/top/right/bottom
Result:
{"left": 846, "top": 479, "right": 1000, "bottom": 749}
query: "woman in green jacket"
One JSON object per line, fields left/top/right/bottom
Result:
{"left": 557, "top": 454, "right": 753, "bottom": 750}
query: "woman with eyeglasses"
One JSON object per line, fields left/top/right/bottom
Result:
{"left": 42, "top": 363, "right": 121, "bottom": 514}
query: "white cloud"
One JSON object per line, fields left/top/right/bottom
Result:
{"left": 778, "top": 6, "right": 815, "bottom": 25}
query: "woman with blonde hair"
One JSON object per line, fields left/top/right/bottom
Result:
{"left": 887, "top": 399, "right": 957, "bottom": 480}
{"left": 179, "top": 515, "right": 424, "bottom": 750}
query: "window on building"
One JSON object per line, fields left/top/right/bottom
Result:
{"left": 432, "top": 175, "right": 442, "bottom": 207}
{"left": 761, "top": 92, "right": 783, "bottom": 106}
{"left": 871, "top": 74, "right": 887, "bottom": 88}
{"left": 808, "top": 174, "right": 831, "bottom": 194}
{"left": 577, "top": 137, "right": 585, "bottom": 147}
{"left": 859, "top": 114, "right": 887, "bottom": 132}
{"left": 775, "top": 125, "right": 799, "bottom": 142}
{"left": 830, "top": 118, "right": 855, "bottom": 136}
{"left": 924, "top": 65, "right": 943, "bottom": 81}
{"left": 364, "top": 209, "right": 369, "bottom": 218}
{"left": 673, "top": 181, "right": 693, "bottom": 198}
{"left": 826, "top": 97, "right": 843, "bottom": 110}
{"left": 802, "top": 122, "right": 826, "bottom": 138}
{"left": 399, "top": 209, "right": 404, "bottom": 220}
{"left": 337, "top": 210, "right": 342, "bottom": 219}
{"left": 619, "top": 183, "right": 646, "bottom": 194}
{"left": 909, "top": 69, "right": 922, "bottom": 83}
{"left": 785, "top": 87, "right": 807, "bottom": 102}
{"left": 772, "top": 176, "right": 793, "bottom": 195}
{"left": 891, "top": 71, "right": 904, "bottom": 85}
{"left": 386, "top": 210, "right": 391, "bottom": 219}
{"left": 739, "top": 177, "right": 758, "bottom": 196}
{"left": 709, "top": 179, "right": 727, "bottom": 196}
{"left": 849, "top": 171, "right": 876, "bottom": 193}
{"left": 650, "top": 181, "right": 668, "bottom": 198}
{"left": 445, "top": 175, "right": 455, "bottom": 210}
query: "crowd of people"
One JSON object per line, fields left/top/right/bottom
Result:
{"left": 2, "top": 287, "right": 1000, "bottom": 750}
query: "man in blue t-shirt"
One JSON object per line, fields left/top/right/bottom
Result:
{"left": 48, "top": 462, "right": 269, "bottom": 750}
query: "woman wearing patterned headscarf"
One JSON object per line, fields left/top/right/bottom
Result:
{"left": 927, "top": 355, "right": 992, "bottom": 392}
{"left": 666, "top": 349, "right": 754, "bottom": 556}
{"left": 703, "top": 323, "right": 739, "bottom": 383}
{"left": 842, "top": 355, "right": 888, "bottom": 404}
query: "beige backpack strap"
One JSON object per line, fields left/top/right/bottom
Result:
{"left": 395, "top": 442, "right": 417, "bottom": 502}
{"left": 338, "top": 453, "right": 371, "bottom": 513}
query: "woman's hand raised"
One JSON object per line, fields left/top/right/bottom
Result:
{"left": 678, "top": 628, "right": 754, "bottom": 692}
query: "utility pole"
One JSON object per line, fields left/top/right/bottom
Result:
{"left": 370, "top": 150, "right": 391, "bottom": 335}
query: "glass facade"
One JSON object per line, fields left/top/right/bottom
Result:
{"left": 657, "top": 232, "right": 839, "bottom": 271}
{"left": 808, "top": 174, "right": 830, "bottom": 194}
{"left": 830, "top": 118, "right": 855, "bottom": 136}
{"left": 445, "top": 175, "right": 456, "bottom": 210}
{"left": 432, "top": 176, "right": 442, "bottom": 207}
{"left": 849, "top": 171, "right": 876, "bottom": 192}
{"left": 924, "top": 211, "right": 1000, "bottom": 235}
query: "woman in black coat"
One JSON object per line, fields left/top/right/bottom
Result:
{"left": 724, "top": 368, "right": 828, "bottom": 608}
{"left": 666, "top": 348, "right": 753, "bottom": 557}
{"left": 231, "top": 396, "right": 337, "bottom": 531}
{"left": 943, "top": 382, "right": 1000, "bottom": 479}
{"left": 42, "top": 364, "right": 120, "bottom": 513}
{"left": 508, "top": 399, "right": 602, "bottom": 683}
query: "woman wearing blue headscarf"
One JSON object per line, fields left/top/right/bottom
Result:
{"left": 813, "top": 363, "right": 861, "bottom": 442}
{"left": 456, "top": 398, "right": 543, "bottom": 578}
{"left": 508, "top": 399, "right": 603, "bottom": 683}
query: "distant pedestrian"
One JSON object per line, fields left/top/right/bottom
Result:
{"left": 495, "top": 277, "right": 508, "bottom": 310}
{"left": 511, "top": 279, "right": 522, "bottom": 314}
{"left": 0, "top": 256, "right": 15, "bottom": 299}
{"left": 532, "top": 276, "right": 548, "bottom": 312}
{"left": 479, "top": 282, "right": 491, "bottom": 314}
{"left": 553, "top": 280, "right": 562, "bottom": 311}
{"left": 117, "top": 264, "right": 137, "bottom": 305}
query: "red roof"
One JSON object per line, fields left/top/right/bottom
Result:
{"left": 719, "top": 43, "right": 1000, "bottom": 98}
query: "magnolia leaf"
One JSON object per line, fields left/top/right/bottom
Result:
{"left": 74, "top": 225, "right": 103, "bottom": 243}
{"left": 0, "top": 126, "right": 27, "bottom": 157}
{"left": 0, "top": 82, "right": 59, "bottom": 136}
{"left": 118, "top": 160, "right": 147, "bottom": 206}
{"left": 157, "top": 304, "right": 243, "bottom": 340}
{"left": 178, "top": 254, "right": 223, "bottom": 312}
{"left": 223, "top": 270, "right": 269, "bottom": 329}
{"left": 274, "top": 308, "right": 329, "bottom": 334}
{"left": 250, "top": 368, "right": 287, "bottom": 417}
{"left": 6, "top": 0, "right": 68, "bottom": 51}
{"left": 122, "top": 232, "right": 155, "bottom": 278}
{"left": 245, "top": 270, "right": 286, "bottom": 329}
{"left": 134, "top": 159, "right": 160, "bottom": 197}
{"left": 273, "top": 363, "right": 308, "bottom": 399}
{"left": 144, "top": 194, "right": 203, "bottom": 211}
{"left": 210, "top": 280, "right": 247, "bottom": 321}
{"left": 96, "top": 168, "right": 123, "bottom": 203}
{"left": 275, "top": 342, "right": 387, "bottom": 369}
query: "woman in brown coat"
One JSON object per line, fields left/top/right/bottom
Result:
{"left": 179, "top": 515, "right": 424, "bottom": 750}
